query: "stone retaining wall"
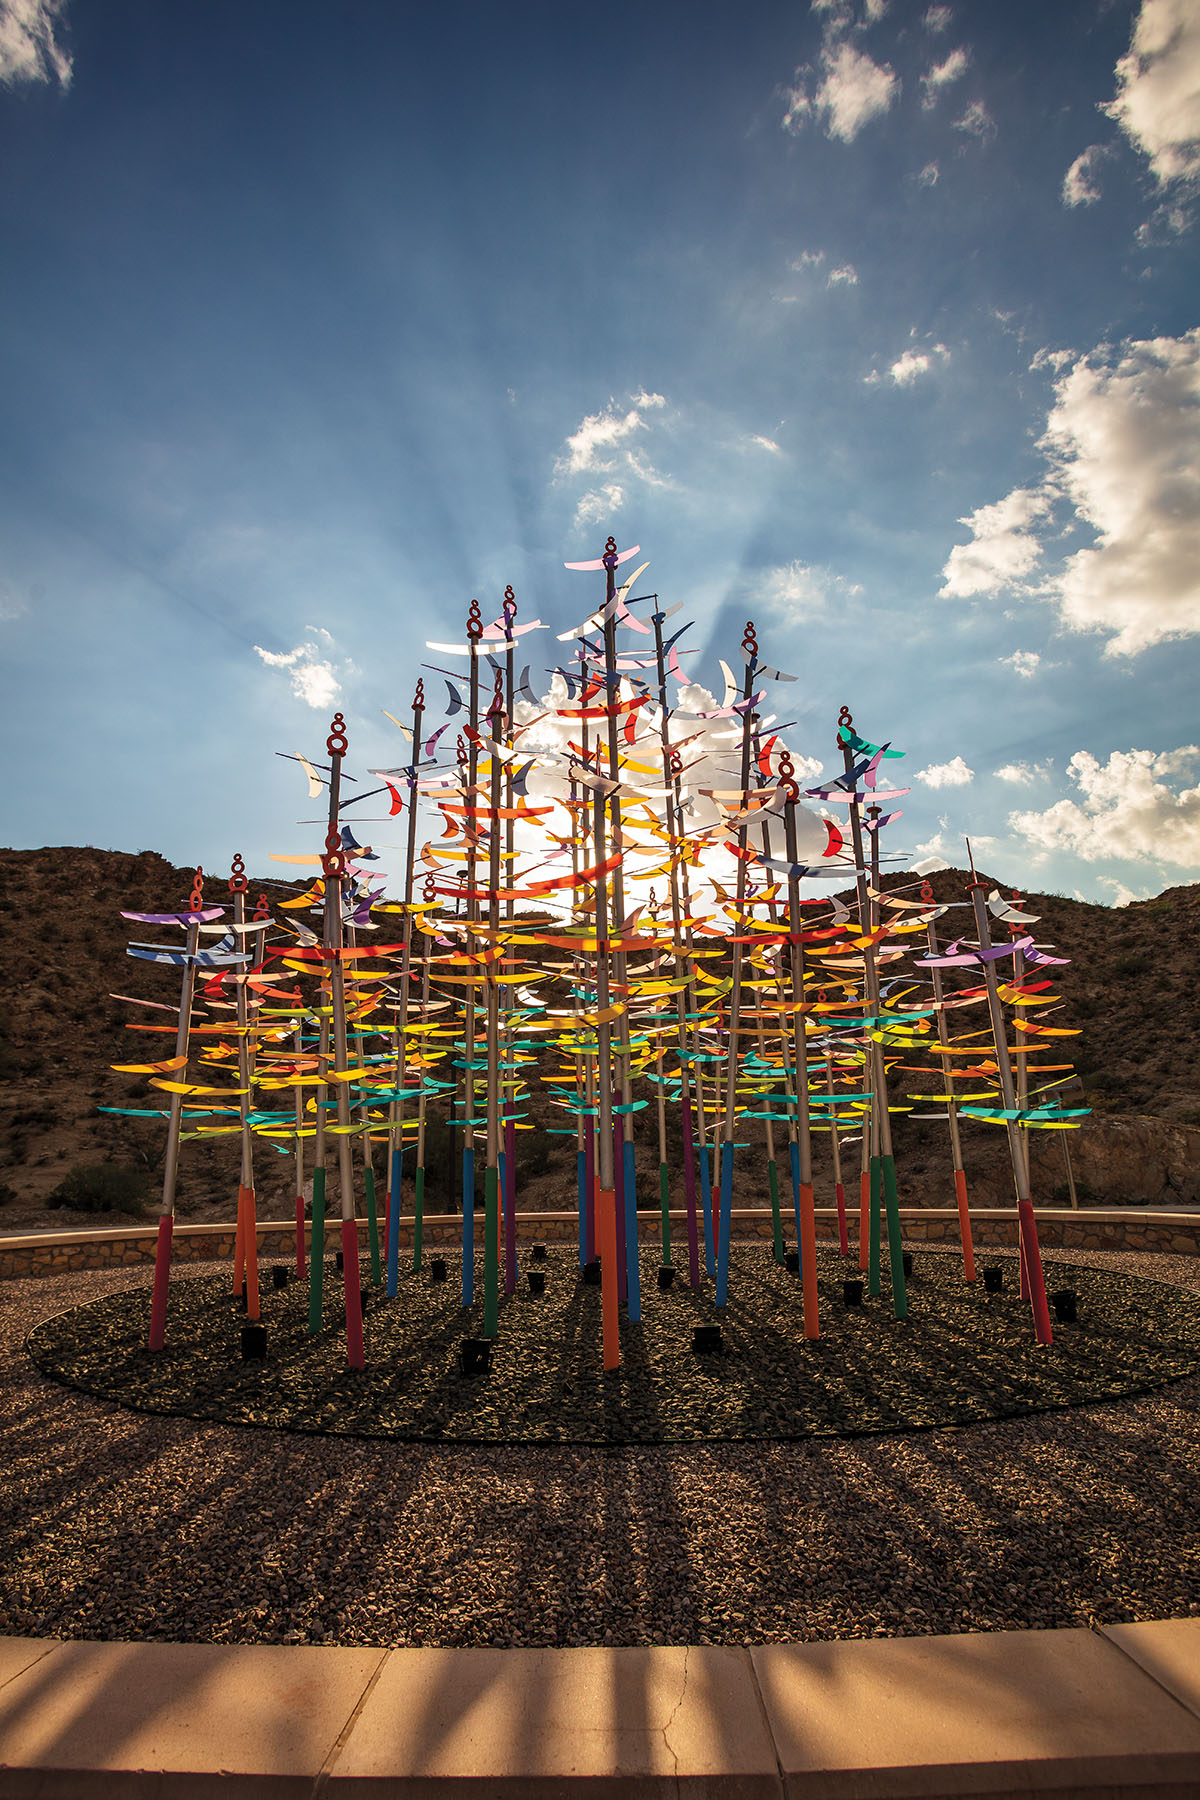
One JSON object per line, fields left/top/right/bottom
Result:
{"left": 3, "top": 1207, "right": 1198, "bottom": 1279}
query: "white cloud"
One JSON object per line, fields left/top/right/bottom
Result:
{"left": 752, "top": 560, "right": 836, "bottom": 622}
{"left": 995, "top": 762, "right": 1039, "bottom": 785}
{"left": 749, "top": 434, "right": 782, "bottom": 453}
{"left": 0, "top": 0, "right": 71, "bottom": 88}
{"left": 869, "top": 342, "right": 950, "bottom": 387}
{"left": 1010, "top": 746, "right": 1200, "bottom": 866}
{"left": 954, "top": 100, "right": 995, "bottom": 139}
{"left": 912, "top": 828, "right": 951, "bottom": 873}
{"left": 1104, "top": 0, "right": 1200, "bottom": 188}
{"left": 791, "top": 250, "right": 826, "bottom": 270}
{"left": 1001, "top": 649, "right": 1041, "bottom": 678}
{"left": 916, "top": 755, "right": 974, "bottom": 788}
{"left": 921, "top": 47, "right": 970, "bottom": 108}
{"left": 940, "top": 487, "right": 1052, "bottom": 598}
{"left": 917, "top": 160, "right": 940, "bottom": 186}
{"left": 556, "top": 392, "right": 672, "bottom": 529}
{"left": 1062, "top": 144, "right": 1109, "bottom": 206}
{"left": 942, "top": 329, "right": 1200, "bottom": 653}
{"left": 0, "top": 577, "right": 29, "bottom": 622}
{"left": 254, "top": 639, "right": 343, "bottom": 712}
{"left": 828, "top": 262, "right": 859, "bottom": 285}
{"left": 924, "top": 6, "right": 952, "bottom": 31}
{"left": 1029, "top": 347, "right": 1074, "bottom": 372}
{"left": 783, "top": 40, "right": 900, "bottom": 143}
{"left": 1098, "top": 875, "right": 1152, "bottom": 906}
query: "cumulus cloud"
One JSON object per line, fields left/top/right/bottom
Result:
{"left": 1063, "top": 144, "right": 1109, "bottom": 206}
{"left": 0, "top": 0, "right": 71, "bottom": 87}
{"left": 1104, "top": 0, "right": 1200, "bottom": 188}
{"left": 954, "top": 100, "right": 995, "bottom": 139}
{"left": 916, "top": 755, "right": 974, "bottom": 788}
{"left": 1001, "top": 649, "right": 1042, "bottom": 678}
{"left": 255, "top": 637, "right": 343, "bottom": 711}
{"left": 995, "top": 762, "right": 1040, "bottom": 785}
{"left": 868, "top": 342, "right": 950, "bottom": 386}
{"left": 556, "top": 392, "right": 671, "bottom": 530}
{"left": 752, "top": 560, "right": 838, "bottom": 622}
{"left": 921, "top": 47, "right": 969, "bottom": 108}
{"left": 782, "top": 39, "right": 899, "bottom": 143}
{"left": 1010, "top": 746, "right": 1200, "bottom": 866}
{"left": 940, "top": 329, "right": 1200, "bottom": 653}
{"left": 828, "top": 262, "right": 859, "bottom": 285}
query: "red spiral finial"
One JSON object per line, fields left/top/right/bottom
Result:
{"left": 670, "top": 748, "right": 683, "bottom": 776}
{"left": 422, "top": 872, "right": 436, "bottom": 905}
{"left": 503, "top": 584, "right": 517, "bottom": 621}
{"left": 456, "top": 731, "right": 467, "bottom": 767}
{"left": 837, "top": 705, "right": 853, "bottom": 729}
{"left": 326, "top": 712, "right": 348, "bottom": 757}
{"left": 229, "top": 852, "right": 248, "bottom": 895}
{"left": 189, "top": 866, "right": 204, "bottom": 913}
{"left": 467, "top": 599, "right": 483, "bottom": 641}
{"left": 413, "top": 678, "right": 425, "bottom": 713}
{"left": 254, "top": 892, "right": 270, "bottom": 921}
{"left": 321, "top": 819, "right": 346, "bottom": 881}
{"left": 920, "top": 879, "right": 934, "bottom": 903}
{"left": 488, "top": 664, "right": 505, "bottom": 720}
{"left": 741, "top": 619, "right": 757, "bottom": 657}
{"left": 777, "top": 746, "right": 799, "bottom": 801}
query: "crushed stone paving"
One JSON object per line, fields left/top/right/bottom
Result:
{"left": 2, "top": 1245, "right": 1199, "bottom": 1649}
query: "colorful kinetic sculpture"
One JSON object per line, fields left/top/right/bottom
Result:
{"left": 104, "top": 539, "right": 1089, "bottom": 1367}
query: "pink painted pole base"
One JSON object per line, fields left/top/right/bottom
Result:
{"left": 834, "top": 1181, "right": 849, "bottom": 1256}
{"left": 295, "top": 1195, "right": 307, "bottom": 1279}
{"left": 342, "top": 1220, "right": 365, "bottom": 1369}
{"left": 148, "top": 1215, "right": 174, "bottom": 1351}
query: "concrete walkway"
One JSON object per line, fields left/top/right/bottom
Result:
{"left": 2, "top": 1620, "right": 1199, "bottom": 1796}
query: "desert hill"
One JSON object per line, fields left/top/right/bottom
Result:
{"left": 0, "top": 845, "right": 1197, "bottom": 1237}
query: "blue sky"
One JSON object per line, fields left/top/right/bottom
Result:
{"left": 1, "top": 0, "right": 1198, "bottom": 906}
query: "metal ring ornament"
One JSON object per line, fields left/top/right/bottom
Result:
{"left": 467, "top": 599, "right": 483, "bottom": 641}
{"left": 326, "top": 712, "right": 348, "bottom": 757}
{"left": 742, "top": 620, "right": 758, "bottom": 657}
{"left": 254, "top": 892, "right": 270, "bottom": 921}
{"left": 228, "top": 852, "right": 248, "bottom": 895}
{"left": 777, "top": 747, "right": 800, "bottom": 802}
{"left": 503, "top": 584, "right": 517, "bottom": 621}
{"left": 488, "top": 665, "right": 505, "bottom": 717}
{"left": 413, "top": 677, "right": 425, "bottom": 713}
{"left": 837, "top": 705, "right": 854, "bottom": 729}
{"left": 422, "top": 873, "right": 437, "bottom": 905}
{"left": 920, "top": 879, "right": 935, "bottom": 903}
{"left": 189, "top": 867, "right": 204, "bottom": 912}
{"left": 456, "top": 732, "right": 467, "bottom": 767}
{"left": 670, "top": 748, "right": 683, "bottom": 776}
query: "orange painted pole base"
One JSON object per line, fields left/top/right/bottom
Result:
{"left": 237, "top": 1185, "right": 260, "bottom": 1319}
{"left": 596, "top": 1183, "right": 619, "bottom": 1372}
{"left": 798, "top": 1181, "right": 819, "bottom": 1340}
{"left": 954, "top": 1167, "right": 976, "bottom": 1282}
{"left": 858, "top": 1169, "right": 870, "bottom": 1271}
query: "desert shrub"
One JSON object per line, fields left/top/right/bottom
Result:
{"left": 49, "top": 1161, "right": 150, "bottom": 1214}
{"left": 1114, "top": 952, "right": 1151, "bottom": 977}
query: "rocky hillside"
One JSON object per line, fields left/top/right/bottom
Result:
{"left": 0, "top": 846, "right": 1196, "bottom": 1236}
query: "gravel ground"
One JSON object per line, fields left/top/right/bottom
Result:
{"left": 3, "top": 1246, "right": 1200, "bottom": 1648}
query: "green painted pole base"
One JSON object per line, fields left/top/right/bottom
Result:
{"left": 767, "top": 1159, "right": 784, "bottom": 1262}
{"left": 364, "top": 1166, "right": 381, "bottom": 1286}
{"left": 308, "top": 1166, "right": 326, "bottom": 1335}
{"left": 868, "top": 1156, "right": 882, "bottom": 1298}
{"left": 882, "top": 1153, "right": 908, "bottom": 1319}
{"left": 484, "top": 1164, "right": 499, "bottom": 1339}
{"left": 659, "top": 1162, "right": 672, "bottom": 1265}
{"left": 413, "top": 1165, "right": 425, "bottom": 1270}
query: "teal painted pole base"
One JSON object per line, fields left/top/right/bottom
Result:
{"left": 623, "top": 1138, "right": 641, "bottom": 1323}
{"left": 386, "top": 1146, "right": 402, "bottom": 1298}
{"left": 715, "top": 1143, "right": 734, "bottom": 1308}
{"left": 659, "top": 1162, "right": 672, "bottom": 1266}
{"left": 882, "top": 1153, "right": 908, "bottom": 1319}
{"left": 364, "top": 1166, "right": 381, "bottom": 1286}
{"left": 868, "top": 1156, "right": 882, "bottom": 1298}
{"left": 789, "top": 1139, "right": 802, "bottom": 1268}
{"left": 308, "top": 1165, "right": 326, "bottom": 1335}
{"left": 767, "top": 1159, "right": 784, "bottom": 1262}
{"left": 413, "top": 1165, "right": 425, "bottom": 1270}
{"left": 484, "top": 1163, "right": 499, "bottom": 1339}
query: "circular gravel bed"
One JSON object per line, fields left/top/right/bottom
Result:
{"left": 4, "top": 1246, "right": 1200, "bottom": 1647}
{"left": 25, "top": 1246, "right": 1200, "bottom": 1443}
